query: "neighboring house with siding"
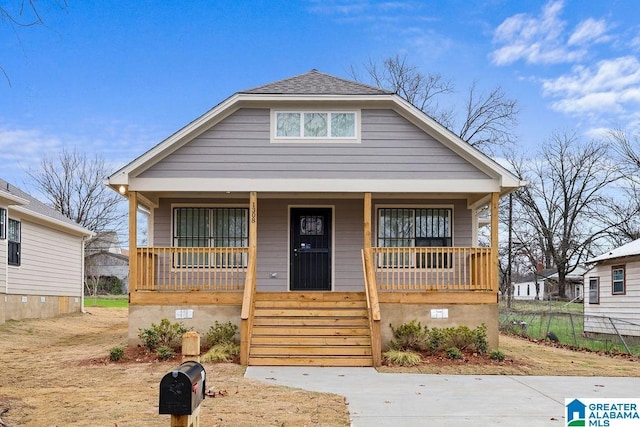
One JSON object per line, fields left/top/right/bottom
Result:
{"left": 584, "top": 239, "right": 640, "bottom": 338}
{"left": 85, "top": 231, "right": 129, "bottom": 293}
{"left": 107, "top": 70, "right": 523, "bottom": 366}
{"left": 0, "top": 178, "right": 93, "bottom": 324}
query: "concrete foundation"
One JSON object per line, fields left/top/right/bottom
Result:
{"left": 0, "top": 293, "right": 82, "bottom": 324}
{"left": 380, "top": 303, "right": 499, "bottom": 350}
{"left": 128, "top": 304, "right": 242, "bottom": 345}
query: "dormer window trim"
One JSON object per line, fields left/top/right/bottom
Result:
{"left": 271, "top": 109, "right": 361, "bottom": 144}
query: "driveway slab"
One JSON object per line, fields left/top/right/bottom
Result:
{"left": 245, "top": 367, "right": 640, "bottom": 426}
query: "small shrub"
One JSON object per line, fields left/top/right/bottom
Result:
{"left": 202, "top": 342, "right": 240, "bottom": 363}
{"left": 206, "top": 321, "right": 238, "bottom": 346}
{"left": 473, "top": 324, "right": 489, "bottom": 354}
{"left": 425, "top": 327, "right": 445, "bottom": 355}
{"left": 137, "top": 318, "right": 191, "bottom": 351}
{"left": 138, "top": 328, "right": 159, "bottom": 351}
{"left": 489, "top": 349, "right": 505, "bottom": 361}
{"left": 109, "top": 346, "right": 125, "bottom": 362}
{"left": 156, "top": 345, "right": 174, "bottom": 360}
{"left": 383, "top": 349, "right": 422, "bottom": 366}
{"left": 389, "top": 320, "right": 427, "bottom": 351}
{"left": 446, "top": 347, "right": 463, "bottom": 360}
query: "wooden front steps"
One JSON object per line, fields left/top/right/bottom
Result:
{"left": 248, "top": 292, "right": 373, "bottom": 366}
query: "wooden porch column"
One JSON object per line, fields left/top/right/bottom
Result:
{"left": 128, "top": 190, "right": 138, "bottom": 293}
{"left": 241, "top": 191, "right": 258, "bottom": 365}
{"left": 364, "top": 192, "right": 372, "bottom": 249}
{"left": 490, "top": 192, "right": 499, "bottom": 293}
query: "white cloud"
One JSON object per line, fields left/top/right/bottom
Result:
{"left": 0, "top": 127, "right": 63, "bottom": 164}
{"left": 491, "top": 1, "right": 611, "bottom": 65}
{"left": 542, "top": 56, "right": 640, "bottom": 115}
{"left": 568, "top": 18, "right": 609, "bottom": 46}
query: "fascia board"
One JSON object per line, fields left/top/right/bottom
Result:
{"left": 0, "top": 191, "right": 29, "bottom": 206}
{"left": 11, "top": 205, "right": 94, "bottom": 237}
{"left": 128, "top": 177, "right": 502, "bottom": 193}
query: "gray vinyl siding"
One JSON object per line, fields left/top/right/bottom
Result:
{"left": 154, "top": 197, "right": 474, "bottom": 292}
{"left": 7, "top": 217, "right": 84, "bottom": 297}
{"left": 584, "top": 260, "right": 640, "bottom": 337}
{"left": 140, "top": 108, "right": 490, "bottom": 180}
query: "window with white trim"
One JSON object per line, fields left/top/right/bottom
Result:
{"left": 8, "top": 218, "right": 20, "bottom": 266}
{"left": 173, "top": 207, "right": 248, "bottom": 268}
{"left": 588, "top": 277, "right": 599, "bottom": 304}
{"left": 274, "top": 111, "right": 357, "bottom": 140}
{"left": 612, "top": 265, "right": 625, "bottom": 295}
{"left": 0, "top": 208, "right": 6, "bottom": 239}
{"left": 377, "top": 207, "right": 452, "bottom": 268}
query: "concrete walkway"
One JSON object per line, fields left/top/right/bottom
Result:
{"left": 245, "top": 367, "right": 640, "bottom": 426}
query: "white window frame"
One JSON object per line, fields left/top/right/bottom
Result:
{"left": 271, "top": 110, "right": 360, "bottom": 143}
{"left": 171, "top": 204, "right": 249, "bottom": 269}
{"left": 588, "top": 277, "right": 599, "bottom": 304}
{"left": 612, "top": 265, "right": 625, "bottom": 295}
{"left": 0, "top": 207, "right": 6, "bottom": 240}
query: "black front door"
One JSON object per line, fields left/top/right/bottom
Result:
{"left": 290, "top": 208, "right": 332, "bottom": 291}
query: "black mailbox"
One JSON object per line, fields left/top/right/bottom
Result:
{"left": 159, "top": 361, "right": 206, "bottom": 415}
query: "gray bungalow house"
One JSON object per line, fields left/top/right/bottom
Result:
{"left": 107, "top": 70, "right": 523, "bottom": 366}
{"left": 0, "top": 179, "right": 92, "bottom": 324}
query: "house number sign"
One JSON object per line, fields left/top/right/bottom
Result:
{"left": 250, "top": 201, "right": 257, "bottom": 224}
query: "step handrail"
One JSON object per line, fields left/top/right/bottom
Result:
{"left": 240, "top": 246, "right": 257, "bottom": 365}
{"left": 362, "top": 248, "right": 381, "bottom": 366}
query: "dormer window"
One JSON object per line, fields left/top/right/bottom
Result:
{"left": 272, "top": 111, "right": 359, "bottom": 142}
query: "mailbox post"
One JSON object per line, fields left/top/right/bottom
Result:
{"left": 159, "top": 361, "right": 206, "bottom": 427}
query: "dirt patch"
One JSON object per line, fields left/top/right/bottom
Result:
{"left": 0, "top": 308, "right": 349, "bottom": 427}
{"left": 1, "top": 309, "right": 639, "bottom": 426}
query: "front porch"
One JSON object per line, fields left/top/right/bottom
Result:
{"left": 126, "top": 192, "right": 500, "bottom": 366}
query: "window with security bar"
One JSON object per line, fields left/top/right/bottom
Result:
{"left": 8, "top": 218, "right": 20, "bottom": 266}
{"left": 173, "top": 207, "right": 248, "bottom": 268}
{"left": 377, "top": 208, "right": 452, "bottom": 268}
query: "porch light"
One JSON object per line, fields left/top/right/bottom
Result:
{"left": 118, "top": 185, "right": 127, "bottom": 194}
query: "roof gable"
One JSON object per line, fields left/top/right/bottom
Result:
{"left": 241, "top": 69, "right": 390, "bottom": 96}
{"left": 107, "top": 70, "right": 523, "bottom": 195}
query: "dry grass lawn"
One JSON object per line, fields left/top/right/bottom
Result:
{"left": 0, "top": 308, "right": 349, "bottom": 427}
{"left": 0, "top": 307, "right": 638, "bottom": 426}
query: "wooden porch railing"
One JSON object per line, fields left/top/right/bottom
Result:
{"left": 135, "top": 247, "right": 249, "bottom": 291}
{"left": 361, "top": 249, "right": 381, "bottom": 367}
{"left": 240, "top": 247, "right": 257, "bottom": 365}
{"left": 370, "top": 247, "right": 494, "bottom": 291}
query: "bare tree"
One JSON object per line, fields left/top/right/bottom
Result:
{"left": 26, "top": 147, "right": 126, "bottom": 233}
{"left": 606, "top": 128, "right": 640, "bottom": 244}
{"left": 350, "top": 54, "right": 518, "bottom": 154}
{"left": 508, "top": 131, "right": 635, "bottom": 299}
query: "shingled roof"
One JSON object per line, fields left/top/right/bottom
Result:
{"left": 0, "top": 177, "right": 89, "bottom": 231}
{"left": 241, "top": 69, "right": 391, "bottom": 96}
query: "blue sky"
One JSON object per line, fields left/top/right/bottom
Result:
{"left": 2, "top": 0, "right": 640, "bottom": 191}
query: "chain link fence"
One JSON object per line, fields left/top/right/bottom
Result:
{"left": 499, "top": 307, "right": 640, "bottom": 356}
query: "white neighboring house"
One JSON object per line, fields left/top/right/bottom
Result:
{"left": 85, "top": 231, "right": 129, "bottom": 293}
{"left": 584, "top": 239, "right": 640, "bottom": 338}
{"left": 0, "top": 178, "right": 93, "bottom": 324}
